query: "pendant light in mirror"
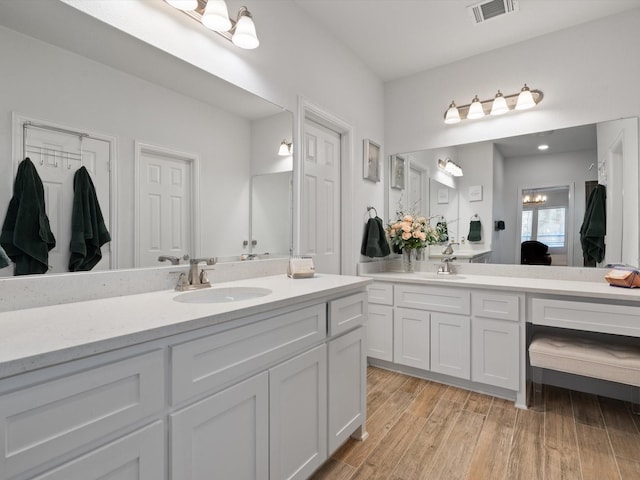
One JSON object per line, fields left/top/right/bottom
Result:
{"left": 443, "top": 84, "right": 543, "bottom": 124}
{"left": 278, "top": 140, "right": 292, "bottom": 156}
{"left": 165, "top": 0, "right": 260, "bottom": 50}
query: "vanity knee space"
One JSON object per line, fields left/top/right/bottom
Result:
{"left": 366, "top": 281, "right": 523, "bottom": 398}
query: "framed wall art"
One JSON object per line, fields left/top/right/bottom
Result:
{"left": 390, "top": 155, "right": 405, "bottom": 189}
{"left": 363, "top": 139, "right": 381, "bottom": 182}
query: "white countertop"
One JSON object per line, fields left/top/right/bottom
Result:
{"left": 0, "top": 274, "right": 370, "bottom": 379}
{"left": 364, "top": 271, "right": 640, "bottom": 303}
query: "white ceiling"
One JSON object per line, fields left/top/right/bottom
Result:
{"left": 293, "top": 0, "right": 640, "bottom": 82}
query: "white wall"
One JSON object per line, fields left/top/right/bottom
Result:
{"left": 385, "top": 8, "right": 640, "bottom": 155}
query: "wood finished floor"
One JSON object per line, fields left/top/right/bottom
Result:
{"left": 311, "top": 366, "right": 640, "bottom": 480}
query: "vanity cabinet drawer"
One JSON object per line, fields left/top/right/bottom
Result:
{"left": 531, "top": 298, "right": 640, "bottom": 336}
{"left": 329, "top": 292, "right": 367, "bottom": 335}
{"left": 472, "top": 292, "right": 520, "bottom": 322}
{"left": 171, "top": 303, "right": 326, "bottom": 405}
{"left": 0, "top": 350, "right": 164, "bottom": 480}
{"left": 394, "top": 284, "right": 470, "bottom": 315}
{"left": 367, "top": 283, "right": 393, "bottom": 305}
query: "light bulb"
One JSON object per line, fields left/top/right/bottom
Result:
{"left": 278, "top": 141, "right": 291, "bottom": 156}
{"left": 516, "top": 84, "right": 536, "bottom": 110}
{"left": 467, "top": 95, "right": 485, "bottom": 119}
{"left": 444, "top": 101, "right": 461, "bottom": 124}
{"left": 202, "top": 0, "right": 232, "bottom": 31}
{"left": 490, "top": 90, "right": 509, "bottom": 115}
{"left": 232, "top": 9, "right": 259, "bottom": 49}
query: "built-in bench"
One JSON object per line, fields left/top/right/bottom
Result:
{"left": 529, "top": 333, "right": 640, "bottom": 414}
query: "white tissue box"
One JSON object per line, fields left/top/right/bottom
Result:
{"left": 287, "top": 257, "right": 315, "bottom": 278}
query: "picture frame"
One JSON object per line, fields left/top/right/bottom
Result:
{"left": 390, "top": 155, "right": 406, "bottom": 189}
{"left": 437, "top": 188, "right": 449, "bottom": 204}
{"left": 363, "top": 139, "right": 381, "bottom": 182}
{"left": 469, "top": 185, "right": 483, "bottom": 202}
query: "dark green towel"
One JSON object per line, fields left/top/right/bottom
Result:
{"left": 361, "top": 217, "right": 390, "bottom": 258}
{"left": 468, "top": 220, "right": 482, "bottom": 242}
{"left": 580, "top": 184, "right": 606, "bottom": 263}
{"left": 0, "top": 158, "right": 56, "bottom": 275}
{"left": 69, "top": 166, "right": 111, "bottom": 271}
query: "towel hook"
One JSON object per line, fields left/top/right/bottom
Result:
{"left": 367, "top": 206, "right": 378, "bottom": 218}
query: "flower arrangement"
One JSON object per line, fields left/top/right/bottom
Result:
{"left": 387, "top": 211, "right": 438, "bottom": 252}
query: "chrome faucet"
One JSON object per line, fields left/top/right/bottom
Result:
{"left": 158, "top": 254, "right": 190, "bottom": 265}
{"left": 175, "top": 257, "right": 216, "bottom": 291}
{"left": 442, "top": 242, "right": 459, "bottom": 255}
{"left": 438, "top": 256, "right": 457, "bottom": 275}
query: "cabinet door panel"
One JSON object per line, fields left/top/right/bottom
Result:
{"left": 367, "top": 304, "right": 393, "bottom": 361}
{"left": 472, "top": 318, "right": 519, "bottom": 390}
{"left": 328, "top": 327, "right": 366, "bottom": 454}
{"left": 394, "top": 307, "right": 430, "bottom": 370}
{"left": 171, "top": 373, "right": 269, "bottom": 480}
{"left": 31, "top": 421, "right": 164, "bottom": 480}
{"left": 270, "top": 346, "right": 327, "bottom": 480}
{"left": 430, "top": 313, "right": 470, "bottom": 379}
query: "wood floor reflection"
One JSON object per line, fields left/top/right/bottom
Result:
{"left": 311, "top": 366, "right": 640, "bottom": 480}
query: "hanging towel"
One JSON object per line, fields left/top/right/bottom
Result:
{"left": 69, "top": 166, "right": 111, "bottom": 271}
{"left": 467, "top": 219, "right": 482, "bottom": 242}
{"left": 360, "top": 216, "right": 390, "bottom": 258}
{"left": 0, "top": 158, "right": 56, "bottom": 275}
{"left": 580, "top": 184, "right": 606, "bottom": 263}
{"left": 0, "top": 245, "right": 10, "bottom": 269}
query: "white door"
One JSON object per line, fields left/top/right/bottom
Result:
{"left": 301, "top": 119, "right": 341, "bottom": 274}
{"left": 20, "top": 127, "right": 111, "bottom": 273}
{"left": 136, "top": 144, "right": 194, "bottom": 267}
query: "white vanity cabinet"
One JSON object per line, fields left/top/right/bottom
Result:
{"left": 367, "top": 280, "right": 522, "bottom": 399}
{"left": 366, "top": 283, "right": 394, "bottom": 361}
{"left": 0, "top": 283, "right": 369, "bottom": 480}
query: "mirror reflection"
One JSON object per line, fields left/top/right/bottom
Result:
{"left": 0, "top": 14, "right": 293, "bottom": 276}
{"left": 388, "top": 117, "right": 639, "bottom": 268}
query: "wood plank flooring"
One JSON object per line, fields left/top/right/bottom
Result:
{"left": 311, "top": 366, "right": 640, "bottom": 480}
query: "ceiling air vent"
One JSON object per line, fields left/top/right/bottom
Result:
{"left": 468, "top": 0, "right": 519, "bottom": 24}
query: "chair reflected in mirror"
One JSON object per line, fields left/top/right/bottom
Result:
{"left": 521, "top": 241, "right": 552, "bottom": 265}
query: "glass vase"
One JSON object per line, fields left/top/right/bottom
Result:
{"left": 402, "top": 249, "right": 415, "bottom": 273}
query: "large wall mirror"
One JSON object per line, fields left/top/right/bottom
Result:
{"left": 0, "top": 2, "right": 293, "bottom": 276}
{"left": 387, "top": 117, "right": 639, "bottom": 268}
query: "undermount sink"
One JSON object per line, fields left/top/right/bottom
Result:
{"left": 174, "top": 287, "right": 272, "bottom": 304}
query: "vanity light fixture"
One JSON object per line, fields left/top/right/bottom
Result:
{"left": 278, "top": 140, "right": 292, "bottom": 156}
{"left": 165, "top": 0, "right": 260, "bottom": 50}
{"left": 443, "top": 84, "right": 543, "bottom": 124}
{"left": 438, "top": 158, "right": 463, "bottom": 177}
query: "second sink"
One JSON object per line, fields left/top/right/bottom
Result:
{"left": 174, "top": 286, "right": 272, "bottom": 304}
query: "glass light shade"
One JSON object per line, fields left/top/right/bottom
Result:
{"left": 232, "top": 12, "right": 259, "bottom": 49}
{"left": 278, "top": 141, "right": 291, "bottom": 156}
{"left": 202, "top": 0, "right": 232, "bottom": 31}
{"left": 467, "top": 95, "right": 485, "bottom": 119}
{"left": 166, "top": 0, "right": 198, "bottom": 10}
{"left": 490, "top": 91, "right": 509, "bottom": 116}
{"left": 444, "top": 102, "right": 461, "bottom": 124}
{"left": 516, "top": 84, "right": 536, "bottom": 110}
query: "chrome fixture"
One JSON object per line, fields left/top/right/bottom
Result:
{"left": 444, "top": 84, "right": 543, "bottom": 124}
{"left": 442, "top": 242, "right": 459, "bottom": 255}
{"left": 175, "top": 257, "right": 217, "bottom": 291}
{"left": 158, "top": 254, "right": 190, "bottom": 265}
{"left": 438, "top": 256, "right": 457, "bottom": 275}
{"left": 165, "top": 0, "right": 259, "bottom": 50}
{"left": 278, "top": 139, "right": 293, "bottom": 156}
{"left": 437, "top": 158, "right": 463, "bottom": 177}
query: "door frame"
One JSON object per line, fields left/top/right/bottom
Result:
{"left": 296, "top": 96, "right": 355, "bottom": 275}
{"left": 11, "top": 112, "right": 118, "bottom": 268}
{"left": 134, "top": 142, "right": 200, "bottom": 267}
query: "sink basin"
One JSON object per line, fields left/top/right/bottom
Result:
{"left": 174, "top": 287, "right": 272, "bottom": 304}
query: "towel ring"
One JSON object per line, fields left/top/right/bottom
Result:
{"left": 367, "top": 206, "right": 378, "bottom": 218}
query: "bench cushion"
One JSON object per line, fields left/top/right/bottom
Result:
{"left": 529, "top": 334, "right": 640, "bottom": 387}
